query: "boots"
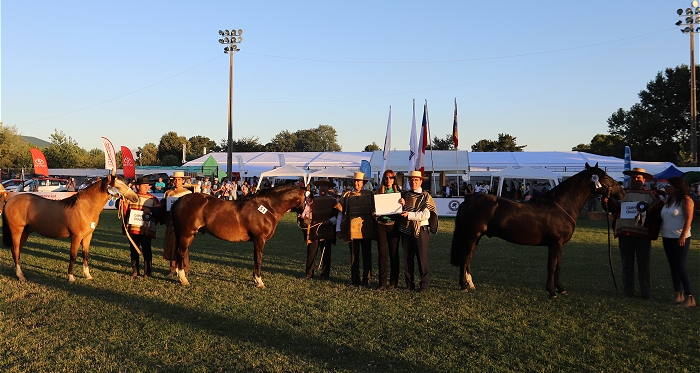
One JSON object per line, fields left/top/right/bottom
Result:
{"left": 143, "top": 260, "right": 152, "bottom": 278}
{"left": 681, "top": 295, "right": 696, "bottom": 307}
{"left": 673, "top": 292, "right": 685, "bottom": 304}
{"left": 130, "top": 259, "right": 140, "bottom": 278}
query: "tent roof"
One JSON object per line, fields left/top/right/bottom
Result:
{"left": 653, "top": 165, "right": 685, "bottom": 181}
{"left": 308, "top": 165, "right": 354, "bottom": 179}
{"left": 494, "top": 166, "right": 561, "bottom": 180}
{"left": 259, "top": 164, "right": 310, "bottom": 185}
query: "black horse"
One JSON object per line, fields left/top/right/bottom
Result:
{"left": 450, "top": 163, "right": 625, "bottom": 297}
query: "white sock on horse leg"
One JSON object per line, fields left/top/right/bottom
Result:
{"left": 83, "top": 265, "right": 93, "bottom": 280}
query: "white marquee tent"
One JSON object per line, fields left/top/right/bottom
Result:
{"left": 491, "top": 166, "right": 560, "bottom": 197}
{"left": 259, "top": 164, "right": 310, "bottom": 186}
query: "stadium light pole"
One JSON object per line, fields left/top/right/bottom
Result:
{"left": 219, "top": 29, "right": 243, "bottom": 181}
{"left": 677, "top": 2, "right": 699, "bottom": 165}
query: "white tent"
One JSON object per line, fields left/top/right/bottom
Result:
{"left": 308, "top": 165, "right": 354, "bottom": 179}
{"left": 259, "top": 164, "right": 310, "bottom": 186}
{"left": 492, "top": 166, "right": 560, "bottom": 197}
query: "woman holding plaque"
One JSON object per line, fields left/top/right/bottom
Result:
{"left": 374, "top": 170, "right": 402, "bottom": 290}
{"left": 121, "top": 176, "right": 163, "bottom": 278}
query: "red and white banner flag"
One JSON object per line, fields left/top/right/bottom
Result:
{"left": 416, "top": 101, "right": 429, "bottom": 176}
{"left": 30, "top": 148, "right": 49, "bottom": 176}
{"left": 121, "top": 146, "right": 136, "bottom": 179}
{"left": 101, "top": 137, "right": 117, "bottom": 173}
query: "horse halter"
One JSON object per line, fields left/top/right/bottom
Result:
{"left": 591, "top": 174, "right": 616, "bottom": 198}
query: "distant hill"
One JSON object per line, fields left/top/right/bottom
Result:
{"left": 21, "top": 136, "right": 51, "bottom": 148}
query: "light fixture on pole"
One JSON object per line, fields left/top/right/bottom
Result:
{"left": 677, "top": 2, "right": 699, "bottom": 165}
{"left": 218, "top": 29, "right": 243, "bottom": 181}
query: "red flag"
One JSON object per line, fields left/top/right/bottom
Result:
{"left": 30, "top": 148, "right": 49, "bottom": 176}
{"left": 416, "top": 101, "right": 429, "bottom": 176}
{"left": 121, "top": 146, "right": 136, "bottom": 179}
{"left": 452, "top": 98, "right": 458, "bottom": 149}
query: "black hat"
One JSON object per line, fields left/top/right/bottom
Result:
{"left": 135, "top": 176, "right": 151, "bottom": 185}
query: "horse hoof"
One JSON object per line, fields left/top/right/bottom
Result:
{"left": 68, "top": 274, "right": 76, "bottom": 282}
{"left": 559, "top": 290, "right": 568, "bottom": 296}
{"left": 461, "top": 288, "right": 469, "bottom": 293}
{"left": 180, "top": 280, "right": 190, "bottom": 286}
{"left": 255, "top": 283, "right": 266, "bottom": 289}
{"left": 17, "top": 276, "right": 26, "bottom": 283}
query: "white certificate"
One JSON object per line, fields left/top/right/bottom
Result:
{"left": 620, "top": 202, "right": 639, "bottom": 219}
{"left": 127, "top": 210, "right": 149, "bottom": 227}
{"left": 166, "top": 196, "right": 179, "bottom": 211}
{"left": 374, "top": 193, "right": 402, "bottom": 216}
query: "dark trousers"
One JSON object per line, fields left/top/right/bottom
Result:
{"left": 402, "top": 227, "right": 430, "bottom": 290}
{"left": 305, "top": 240, "right": 332, "bottom": 279}
{"left": 618, "top": 235, "right": 652, "bottom": 298}
{"left": 662, "top": 237, "right": 693, "bottom": 295}
{"left": 376, "top": 223, "right": 401, "bottom": 287}
{"left": 129, "top": 235, "right": 153, "bottom": 262}
{"left": 349, "top": 238, "right": 372, "bottom": 285}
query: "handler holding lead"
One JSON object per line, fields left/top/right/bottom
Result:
{"left": 398, "top": 170, "right": 438, "bottom": 292}
{"left": 299, "top": 178, "right": 338, "bottom": 280}
{"left": 121, "top": 176, "right": 163, "bottom": 278}
{"left": 164, "top": 171, "right": 192, "bottom": 276}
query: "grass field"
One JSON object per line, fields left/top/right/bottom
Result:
{"left": 0, "top": 210, "right": 698, "bottom": 372}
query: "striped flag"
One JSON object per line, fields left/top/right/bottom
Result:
{"left": 452, "top": 98, "right": 458, "bottom": 149}
{"left": 416, "top": 101, "right": 429, "bottom": 176}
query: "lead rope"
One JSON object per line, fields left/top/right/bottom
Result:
{"left": 116, "top": 196, "right": 143, "bottom": 256}
{"left": 604, "top": 196, "right": 618, "bottom": 293}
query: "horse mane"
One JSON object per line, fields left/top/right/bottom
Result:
{"left": 253, "top": 183, "right": 302, "bottom": 197}
{"left": 59, "top": 177, "right": 109, "bottom": 208}
{"left": 527, "top": 167, "right": 593, "bottom": 204}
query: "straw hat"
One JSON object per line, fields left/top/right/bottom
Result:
{"left": 406, "top": 170, "right": 427, "bottom": 180}
{"left": 352, "top": 171, "right": 369, "bottom": 181}
{"left": 622, "top": 167, "right": 654, "bottom": 180}
{"left": 313, "top": 178, "right": 335, "bottom": 187}
{"left": 172, "top": 171, "right": 186, "bottom": 179}
{"left": 134, "top": 176, "right": 151, "bottom": 185}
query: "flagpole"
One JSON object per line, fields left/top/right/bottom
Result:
{"left": 454, "top": 98, "right": 459, "bottom": 197}
{"left": 380, "top": 105, "right": 391, "bottom": 180}
{"left": 426, "top": 100, "right": 436, "bottom": 194}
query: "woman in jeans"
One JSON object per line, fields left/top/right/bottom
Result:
{"left": 660, "top": 177, "right": 695, "bottom": 307}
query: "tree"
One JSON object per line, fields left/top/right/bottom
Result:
{"left": 0, "top": 123, "right": 33, "bottom": 169}
{"left": 136, "top": 143, "right": 159, "bottom": 166}
{"left": 471, "top": 133, "right": 526, "bottom": 152}
{"left": 572, "top": 134, "right": 625, "bottom": 157}
{"left": 230, "top": 136, "right": 266, "bottom": 152}
{"left": 161, "top": 154, "right": 181, "bottom": 166}
{"left": 363, "top": 142, "right": 380, "bottom": 152}
{"left": 431, "top": 134, "right": 455, "bottom": 150}
{"left": 43, "top": 130, "right": 89, "bottom": 168}
{"left": 578, "top": 65, "right": 698, "bottom": 164}
{"left": 84, "top": 148, "right": 105, "bottom": 168}
{"left": 188, "top": 135, "right": 217, "bottom": 158}
{"left": 266, "top": 125, "right": 341, "bottom": 152}
{"left": 157, "top": 131, "right": 188, "bottom": 165}
{"left": 266, "top": 130, "right": 298, "bottom": 152}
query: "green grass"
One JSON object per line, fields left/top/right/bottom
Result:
{"left": 0, "top": 210, "right": 698, "bottom": 372}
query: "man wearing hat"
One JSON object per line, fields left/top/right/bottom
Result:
{"left": 299, "top": 178, "right": 338, "bottom": 280}
{"left": 398, "top": 170, "right": 438, "bottom": 292}
{"left": 164, "top": 171, "right": 192, "bottom": 276}
{"left": 335, "top": 171, "right": 376, "bottom": 287}
{"left": 605, "top": 167, "right": 663, "bottom": 300}
{"left": 121, "top": 176, "right": 163, "bottom": 278}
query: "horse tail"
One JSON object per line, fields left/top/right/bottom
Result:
{"left": 450, "top": 197, "right": 471, "bottom": 266}
{"left": 163, "top": 205, "right": 177, "bottom": 261}
{"left": 2, "top": 211, "right": 12, "bottom": 248}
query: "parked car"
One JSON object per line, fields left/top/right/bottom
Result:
{"left": 3, "top": 178, "right": 69, "bottom": 192}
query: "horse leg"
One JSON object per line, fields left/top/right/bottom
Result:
{"left": 553, "top": 246, "right": 567, "bottom": 296}
{"left": 176, "top": 234, "right": 194, "bottom": 286}
{"left": 80, "top": 234, "right": 93, "bottom": 280}
{"left": 459, "top": 239, "right": 479, "bottom": 292}
{"left": 546, "top": 244, "right": 563, "bottom": 298}
{"left": 67, "top": 237, "right": 81, "bottom": 282}
{"left": 11, "top": 229, "right": 30, "bottom": 282}
{"left": 252, "top": 238, "right": 266, "bottom": 288}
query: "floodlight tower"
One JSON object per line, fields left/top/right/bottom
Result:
{"left": 218, "top": 29, "right": 243, "bottom": 181}
{"left": 677, "top": 2, "right": 699, "bottom": 165}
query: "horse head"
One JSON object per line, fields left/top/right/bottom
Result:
{"left": 107, "top": 174, "right": 139, "bottom": 203}
{"left": 585, "top": 162, "right": 625, "bottom": 200}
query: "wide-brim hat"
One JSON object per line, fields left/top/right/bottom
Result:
{"left": 352, "top": 171, "right": 369, "bottom": 181}
{"left": 406, "top": 170, "right": 427, "bottom": 180}
{"left": 135, "top": 176, "right": 151, "bottom": 185}
{"left": 622, "top": 167, "right": 654, "bottom": 180}
{"left": 313, "top": 178, "right": 335, "bottom": 187}
{"left": 172, "top": 171, "right": 186, "bottom": 179}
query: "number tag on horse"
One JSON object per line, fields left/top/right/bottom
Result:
{"left": 258, "top": 205, "right": 268, "bottom": 214}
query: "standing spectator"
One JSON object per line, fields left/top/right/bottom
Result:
{"left": 660, "top": 177, "right": 695, "bottom": 307}
{"left": 604, "top": 168, "right": 663, "bottom": 300}
{"left": 212, "top": 177, "right": 220, "bottom": 196}
{"left": 240, "top": 181, "right": 249, "bottom": 197}
{"left": 163, "top": 171, "right": 193, "bottom": 276}
{"left": 121, "top": 176, "right": 163, "bottom": 278}
{"left": 375, "top": 170, "right": 402, "bottom": 290}
{"left": 335, "top": 172, "right": 375, "bottom": 287}
{"left": 66, "top": 178, "right": 76, "bottom": 192}
{"left": 201, "top": 176, "right": 212, "bottom": 195}
{"left": 398, "top": 171, "right": 438, "bottom": 291}
{"left": 299, "top": 178, "right": 338, "bottom": 280}
{"left": 464, "top": 183, "right": 475, "bottom": 196}
{"left": 154, "top": 177, "right": 166, "bottom": 193}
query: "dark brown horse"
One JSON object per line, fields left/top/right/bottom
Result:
{"left": 2, "top": 174, "right": 138, "bottom": 282}
{"left": 164, "top": 184, "right": 308, "bottom": 287}
{"left": 450, "top": 163, "right": 625, "bottom": 297}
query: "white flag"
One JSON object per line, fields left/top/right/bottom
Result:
{"left": 101, "top": 137, "right": 117, "bottom": 173}
{"left": 182, "top": 143, "right": 186, "bottom": 164}
{"left": 380, "top": 106, "right": 391, "bottom": 179}
{"left": 407, "top": 100, "right": 417, "bottom": 189}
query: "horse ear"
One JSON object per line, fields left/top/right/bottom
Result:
{"left": 585, "top": 162, "right": 591, "bottom": 170}
{"left": 594, "top": 162, "right": 599, "bottom": 169}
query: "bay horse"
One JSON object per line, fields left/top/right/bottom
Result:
{"left": 164, "top": 184, "right": 308, "bottom": 287}
{"left": 450, "top": 163, "right": 625, "bottom": 297}
{"left": 2, "top": 174, "right": 138, "bottom": 282}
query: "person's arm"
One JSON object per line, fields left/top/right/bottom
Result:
{"left": 679, "top": 195, "right": 695, "bottom": 246}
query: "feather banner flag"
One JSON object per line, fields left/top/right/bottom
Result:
{"left": 416, "top": 100, "right": 429, "bottom": 176}
{"left": 380, "top": 106, "right": 391, "bottom": 179}
{"left": 101, "top": 137, "right": 117, "bottom": 173}
{"left": 452, "top": 98, "right": 458, "bottom": 149}
{"left": 29, "top": 148, "right": 49, "bottom": 176}
{"left": 121, "top": 146, "right": 136, "bottom": 179}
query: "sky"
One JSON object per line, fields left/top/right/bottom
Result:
{"left": 0, "top": 1, "right": 695, "bottom": 157}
